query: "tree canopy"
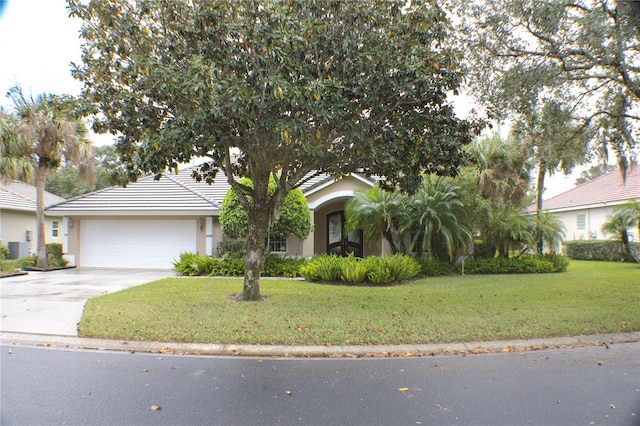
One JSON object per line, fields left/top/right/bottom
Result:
{"left": 450, "top": 0, "right": 639, "bottom": 172}
{"left": 0, "top": 85, "right": 93, "bottom": 268}
{"left": 220, "top": 176, "right": 311, "bottom": 241}
{"left": 69, "top": 0, "right": 475, "bottom": 299}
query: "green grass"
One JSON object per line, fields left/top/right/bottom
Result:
{"left": 78, "top": 261, "right": 640, "bottom": 345}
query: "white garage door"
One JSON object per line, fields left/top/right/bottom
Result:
{"left": 80, "top": 219, "right": 197, "bottom": 268}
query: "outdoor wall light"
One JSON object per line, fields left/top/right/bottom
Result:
{"left": 198, "top": 218, "right": 204, "bottom": 230}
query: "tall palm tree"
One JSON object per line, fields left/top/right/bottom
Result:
{"left": 406, "top": 176, "right": 473, "bottom": 260}
{"left": 1, "top": 86, "right": 93, "bottom": 268}
{"left": 345, "top": 186, "right": 410, "bottom": 254}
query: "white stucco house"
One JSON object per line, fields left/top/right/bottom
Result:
{"left": 523, "top": 164, "right": 639, "bottom": 244}
{"left": 46, "top": 167, "right": 386, "bottom": 269}
{"left": 0, "top": 180, "right": 65, "bottom": 258}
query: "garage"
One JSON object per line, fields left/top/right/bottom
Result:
{"left": 80, "top": 219, "right": 197, "bottom": 268}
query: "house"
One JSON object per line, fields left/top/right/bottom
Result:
{"left": 523, "top": 164, "right": 639, "bottom": 244}
{"left": 46, "top": 167, "right": 382, "bottom": 268}
{"left": 0, "top": 180, "right": 66, "bottom": 258}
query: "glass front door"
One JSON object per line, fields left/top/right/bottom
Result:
{"left": 327, "top": 211, "right": 363, "bottom": 257}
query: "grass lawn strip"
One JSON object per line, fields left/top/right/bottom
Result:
{"left": 78, "top": 261, "right": 640, "bottom": 345}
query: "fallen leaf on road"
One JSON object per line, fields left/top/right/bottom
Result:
{"left": 285, "top": 391, "right": 293, "bottom": 396}
{"left": 8, "top": 348, "right": 13, "bottom": 354}
{"left": 150, "top": 405, "right": 162, "bottom": 411}
{"left": 610, "top": 404, "right": 616, "bottom": 409}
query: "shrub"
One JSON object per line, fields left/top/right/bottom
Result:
{"left": 458, "top": 255, "right": 563, "bottom": 274}
{"left": 563, "top": 240, "right": 640, "bottom": 262}
{"left": 341, "top": 258, "right": 369, "bottom": 284}
{"left": 416, "top": 256, "right": 455, "bottom": 276}
{"left": 173, "top": 251, "right": 306, "bottom": 277}
{"left": 0, "top": 244, "right": 10, "bottom": 260}
{"left": 301, "top": 253, "right": 421, "bottom": 285}
{"left": 46, "top": 243, "right": 68, "bottom": 268}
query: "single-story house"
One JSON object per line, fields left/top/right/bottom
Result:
{"left": 46, "top": 167, "right": 388, "bottom": 268}
{"left": 523, "top": 164, "right": 639, "bottom": 244}
{"left": 0, "top": 180, "right": 66, "bottom": 258}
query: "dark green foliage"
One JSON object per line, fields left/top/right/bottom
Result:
{"left": 173, "top": 252, "right": 306, "bottom": 278}
{"left": 472, "top": 240, "right": 495, "bottom": 259}
{"left": 46, "top": 243, "right": 68, "bottom": 268}
{"left": 416, "top": 257, "right": 456, "bottom": 276}
{"left": 563, "top": 241, "right": 640, "bottom": 262}
{"left": 458, "top": 255, "right": 568, "bottom": 274}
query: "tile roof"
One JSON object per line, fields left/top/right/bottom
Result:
{"left": 523, "top": 164, "right": 640, "bottom": 213}
{"left": 0, "top": 180, "right": 65, "bottom": 213}
{"left": 45, "top": 165, "right": 361, "bottom": 215}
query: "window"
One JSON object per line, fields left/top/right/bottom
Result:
{"left": 51, "top": 221, "right": 59, "bottom": 237}
{"left": 267, "top": 235, "right": 287, "bottom": 253}
{"left": 576, "top": 214, "right": 586, "bottom": 230}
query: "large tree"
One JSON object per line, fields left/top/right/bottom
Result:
{"left": 511, "top": 100, "right": 588, "bottom": 253}
{"left": 69, "top": 0, "right": 475, "bottom": 300}
{"left": 0, "top": 86, "right": 93, "bottom": 268}
{"left": 450, "top": 0, "right": 639, "bottom": 173}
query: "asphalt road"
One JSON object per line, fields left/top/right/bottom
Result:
{"left": 2, "top": 342, "right": 638, "bottom": 425}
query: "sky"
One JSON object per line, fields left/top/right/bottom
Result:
{"left": 0, "top": 0, "right": 584, "bottom": 198}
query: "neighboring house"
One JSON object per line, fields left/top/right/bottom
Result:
{"left": 0, "top": 180, "right": 66, "bottom": 258}
{"left": 46, "top": 167, "right": 382, "bottom": 268}
{"left": 523, "top": 164, "right": 640, "bottom": 244}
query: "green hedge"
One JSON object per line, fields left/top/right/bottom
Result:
{"left": 563, "top": 240, "right": 640, "bottom": 262}
{"left": 172, "top": 252, "right": 305, "bottom": 278}
{"left": 457, "top": 254, "right": 569, "bottom": 274}
{"left": 173, "top": 252, "right": 569, "bottom": 282}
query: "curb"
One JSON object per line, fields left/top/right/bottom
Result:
{"left": 2, "top": 331, "right": 639, "bottom": 358}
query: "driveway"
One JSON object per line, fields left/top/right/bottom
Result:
{"left": 0, "top": 268, "right": 175, "bottom": 336}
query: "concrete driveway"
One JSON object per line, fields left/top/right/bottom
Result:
{"left": 0, "top": 268, "right": 175, "bottom": 336}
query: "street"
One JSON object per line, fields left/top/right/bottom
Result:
{"left": 2, "top": 342, "right": 638, "bottom": 425}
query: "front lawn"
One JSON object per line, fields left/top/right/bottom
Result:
{"left": 78, "top": 261, "right": 640, "bottom": 345}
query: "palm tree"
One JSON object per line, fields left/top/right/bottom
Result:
{"left": 483, "top": 204, "right": 534, "bottom": 258}
{"left": 345, "top": 187, "right": 410, "bottom": 254}
{"left": 602, "top": 207, "right": 639, "bottom": 262}
{"left": 465, "top": 133, "right": 530, "bottom": 206}
{"left": 406, "top": 176, "right": 473, "bottom": 260}
{"left": 1, "top": 86, "right": 93, "bottom": 268}
{"left": 531, "top": 212, "right": 566, "bottom": 254}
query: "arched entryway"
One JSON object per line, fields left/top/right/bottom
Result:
{"left": 326, "top": 210, "right": 363, "bottom": 257}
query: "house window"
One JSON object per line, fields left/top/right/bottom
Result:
{"left": 576, "top": 214, "right": 586, "bottom": 230}
{"left": 267, "top": 235, "right": 287, "bottom": 253}
{"left": 52, "top": 221, "right": 59, "bottom": 238}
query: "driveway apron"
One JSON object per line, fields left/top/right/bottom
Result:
{"left": 0, "top": 268, "right": 174, "bottom": 336}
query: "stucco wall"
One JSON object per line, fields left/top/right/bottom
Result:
{"left": 555, "top": 206, "right": 637, "bottom": 243}
{"left": 0, "top": 210, "right": 63, "bottom": 256}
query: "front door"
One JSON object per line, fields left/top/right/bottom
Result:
{"left": 327, "top": 211, "right": 363, "bottom": 257}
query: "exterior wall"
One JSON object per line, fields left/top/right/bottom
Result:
{"left": 0, "top": 210, "right": 63, "bottom": 256}
{"left": 0, "top": 210, "right": 35, "bottom": 248}
{"left": 554, "top": 206, "right": 638, "bottom": 243}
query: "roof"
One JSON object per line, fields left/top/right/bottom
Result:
{"left": 45, "top": 165, "right": 368, "bottom": 216}
{"left": 523, "top": 164, "right": 640, "bottom": 213}
{"left": 0, "top": 180, "right": 65, "bottom": 213}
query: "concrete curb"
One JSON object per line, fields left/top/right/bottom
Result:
{"left": 2, "top": 331, "right": 639, "bottom": 358}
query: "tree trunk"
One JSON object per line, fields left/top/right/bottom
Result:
{"left": 536, "top": 166, "right": 546, "bottom": 255}
{"left": 35, "top": 160, "right": 49, "bottom": 269}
